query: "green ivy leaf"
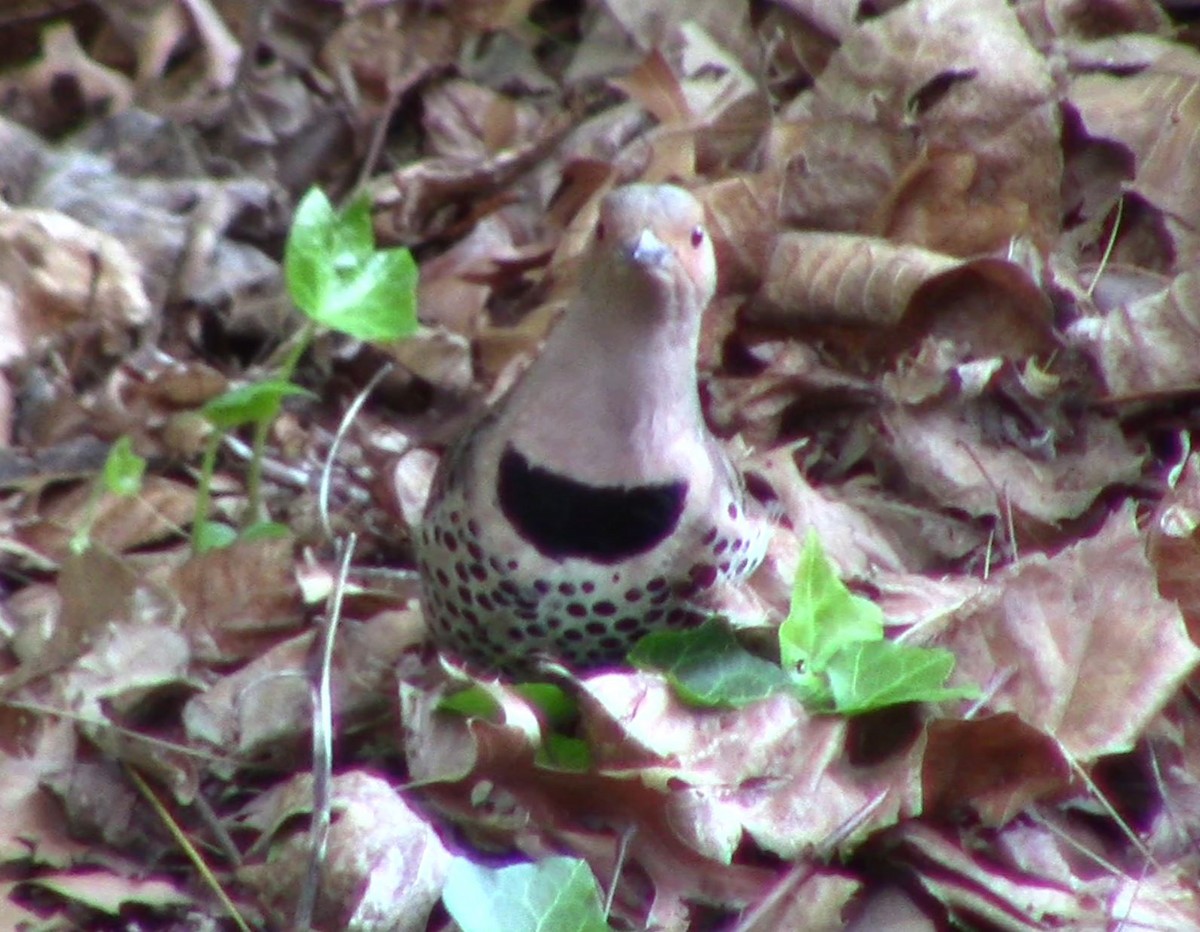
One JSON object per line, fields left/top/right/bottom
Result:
{"left": 442, "top": 856, "right": 610, "bottom": 932}
{"left": 202, "top": 380, "right": 313, "bottom": 430}
{"left": 822, "top": 640, "right": 979, "bottom": 714}
{"left": 438, "top": 686, "right": 501, "bottom": 721}
{"left": 630, "top": 617, "right": 793, "bottom": 709}
{"left": 102, "top": 436, "right": 145, "bottom": 497}
{"left": 536, "top": 733, "right": 592, "bottom": 772}
{"left": 284, "top": 188, "right": 419, "bottom": 342}
{"left": 515, "top": 682, "right": 579, "bottom": 731}
{"left": 779, "top": 531, "right": 884, "bottom": 671}
{"left": 240, "top": 521, "right": 292, "bottom": 542}
{"left": 285, "top": 187, "right": 338, "bottom": 319}
{"left": 194, "top": 521, "right": 238, "bottom": 553}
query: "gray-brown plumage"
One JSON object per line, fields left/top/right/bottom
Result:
{"left": 415, "top": 183, "right": 766, "bottom": 674}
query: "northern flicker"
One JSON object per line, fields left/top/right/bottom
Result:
{"left": 415, "top": 183, "right": 767, "bottom": 675}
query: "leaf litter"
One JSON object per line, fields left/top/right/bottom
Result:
{"left": 1, "top": 0, "right": 1200, "bottom": 928}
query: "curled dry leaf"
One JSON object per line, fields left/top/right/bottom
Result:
{"left": 422, "top": 79, "right": 548, "bottom": 164}
{"left": 392, "top": 447, "right": 440, "bottom": 532}
{"left": 95, "top": 0, "right": 240, "bottom": 89}
{"left": 754, "top": 234, "right": 1058, "bottom": 369}
{"left": 1070, "top": 46, "right": 1200, "bottom": 241}
{"left": 922, "top": 714, "right": 1071, "bottom": 826}
{"left": 698, "top": 173, "right": 782, "bottom": 292}
{"left": 183, "top": 606, "right": 424, "bottom": 758}
{"left": 891, "top": 821, "right": 1095, "bottom": 927}
{"left": 610, "top": 49, "right": 697, "bottom": 182}
{"left": 753, "top": 232, "right": 961, "bottom": 329}
{"left": 18, "top": 869, "right": 193, "bottom": 922}
{"left": 399, "top": 675, "right": 546, "bottom": 786}
{"left": 1068, "top": 267, "right": 1200, "bottom": 397}
{"left": 0, "top": 23, "right": 133, "bottom": 134}
{"left": 371, "top": 110, "right": 571, "bottom": 244}
{"left": 750, "top": 447, "right": 906, "bottom": 577}
{"left": 0, "top": 203, "right": 151, "bottom": 367}
{"left": 321, "top": 5, "right": 462, "bottom": 130}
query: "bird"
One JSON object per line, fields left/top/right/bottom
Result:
{"left": 414, "top": 182, "right": 768, "bottom": 675}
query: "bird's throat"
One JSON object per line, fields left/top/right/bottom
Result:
{"left": 503, "top": 309, "right": 706, "bottom": 484}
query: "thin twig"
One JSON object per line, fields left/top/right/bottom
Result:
{"left": 1086, "top": 196, "right": 1124, "bottom": 300}
{"left": 319, "top": 363, "right": 394, "bottom": 540}
{"left": 295, "top": 533, "right": 357, "bottom": 929}
{"left": 126, "top": 766, "right": 252, "bottom": 932}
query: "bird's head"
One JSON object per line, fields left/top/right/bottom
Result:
{"left": 583, "top": 183, "right": 717, "bottom": 323}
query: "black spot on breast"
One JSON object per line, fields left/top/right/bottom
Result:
{"left": 497, "top": 446, "right": 687, "bottom": 564}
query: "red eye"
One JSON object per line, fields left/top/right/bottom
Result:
{"left": 596, "top": 221, "right": 606, "bottom": 241}
{"left": 690, "top": 226, "right": 704, "bottom": 248}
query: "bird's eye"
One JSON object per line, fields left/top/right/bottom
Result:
{"left": 595, "top": 221, "right": 606, "bottom": 241}
{"left": 690, "top": 226, "right": 705, "bottom": 248}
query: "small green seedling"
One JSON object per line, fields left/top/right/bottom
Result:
{"left": 190, "top": 187, "right": 420, "bottom": 552}
{"left": 69, "top": 436, "right": 146, "bottom": 554}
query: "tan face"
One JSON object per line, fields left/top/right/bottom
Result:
{"left": 588, "top": 184, "right": 717, "bottom": 316}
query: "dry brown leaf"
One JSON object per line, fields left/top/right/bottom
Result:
{"left": 372, "top": 113, "right": 570, "bottom": 244}
{"left": 1143, "top": 695, "right": 1200, "bottom": 864}
{"left": 0, "top": 716, "right": 87, "bottom": 866}
{"left": 1068, "top": 267, "right": 1200, "bottom": 397}
{"left": 756, "top": 239, "right": 1059, "bottom": 375}
{"left": 391, "top": 447, "right": 439, "bottom": 532}
{"left": 172, "top": 537, "right": 303, "bottom": 661}
{"left": 942, "top": 504, "right": 1200, "bottom": 761}
{"left": 751, "top": 447, "right": 907, "bottom": 577}
{"left": 698, "top": 173, "right": 782, "bottom": 292}
{"left": 399, "top": 674, "right": 545, "bottom": 785}
{"left": 1070, "top": 46, "right": 1200, "bottom": 240}
{"left": 4, "top": 547, "right": 177, "bottom": 685}
{"left": 581, "top": 674, "right": 919, "bottom": 859}
{"left": 610, "top": 49, "right": 698, "bottom": 182}
{"left": 753, "top": 232, "right": 962, "bottom": 328}
{"left": 238, "top": 771, "right": 448, "bottom": 932}
{"left": 184, "top": 606, "right": 423, "bottom": 758}
{"left": 892, "top": 822, "right": 1096, "bottom": 928}
{"left": 880, "top": 398, "right": 1141, "bottom": 526}
{"left": 40, "top": 759, "right": 163, "bottom": 857}
{"left": 769, "top": 0, "right": 861, "bottom": 41}
{"left": 322, "top": 5, "right": 461, "bottom": 128}
{"left": 20, "top": 868, "right": 193, "bottom": 920}
{"left": 778, "top": 0, "right": 1060, "bottom": 253}
{"left": 923, "top": 714, "right": 1071, "bottom": 826}
{"left": 0, "top": 203, "right": 151, "bottom": 367}
{"left": 401, "top": 674, "right": 780, "bottom": 925}
{"left": 0, "top": 23, "right": 133, "bottom": 134}
{"left": 14, "top": 140, "right": 279, "bottom": 314}
{"left": 17, "top": 477, "right": 195, "bottom": 565}
{"left": 1147, "top": 453, "right": 1200, "bottom": 643}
